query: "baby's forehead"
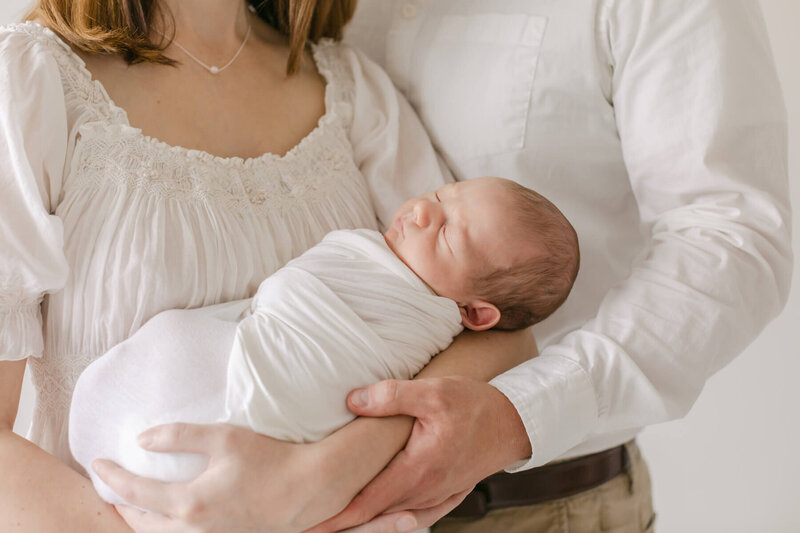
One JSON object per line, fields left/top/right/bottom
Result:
{"left": 471, "top": 184, "right": 558, "bottom": 249}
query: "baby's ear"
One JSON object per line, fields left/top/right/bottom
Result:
{"left": 460, "top": 300, "right": 501, "bottom": 331}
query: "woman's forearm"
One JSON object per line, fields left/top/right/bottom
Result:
{"left": 416, "top": 328, "right": 537, "bottom": 380}
{"left": 0, "top": 430, "right": 131, "bottom": 532}
{"left": 315, "top": 328, "right": 537, "bottom": 509}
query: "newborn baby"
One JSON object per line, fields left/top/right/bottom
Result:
{"left": 70, "top": 177, "right": 579, "bottom": 504}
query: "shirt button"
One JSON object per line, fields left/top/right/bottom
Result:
{"left": 401, "top": 3, "right": 417, "bottom": 19}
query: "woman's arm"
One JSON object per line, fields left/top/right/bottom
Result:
{"left": 0, "top": 360, "right": 131, "bottom": 532}
{"left": 95, "top": 328, "right": 535, "bottom": 533}
{"left": 0, "top": 30, "right": 120, "bottom": 531}
{"left": 418, "top": 328, "right": 536, "bottom": 379}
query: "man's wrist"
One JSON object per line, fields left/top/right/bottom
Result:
{"left": 490, "top": 384, "right": 532, "bottom": 465}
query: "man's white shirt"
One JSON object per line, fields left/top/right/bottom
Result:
{"left": 345, "top": 0, "right": 792, "bottom": 470}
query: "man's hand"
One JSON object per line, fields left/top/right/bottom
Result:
{"left": 93, "top": 423, "right": 349, "bottom": 533}
{"left": 306, "top": 377, "right": 532, "bottom": 533}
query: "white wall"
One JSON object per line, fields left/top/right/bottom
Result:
{"left": 638, "top": 1, "right": 800, "bottom": 531}
{"left": 3, "top": 1, "right": 799, "bottom": 531}
{"left": 0, "top": 1, "right": 29, "bottom": 24}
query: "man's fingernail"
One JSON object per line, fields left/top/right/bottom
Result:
{"left": 137, "top": 432, "right": 153, "bottom": 448}
{"left": 351, "top": 389, "right": 370, "bottom": 408}
{"left": 396, "top": 515, "right": 417, "bottom": 532}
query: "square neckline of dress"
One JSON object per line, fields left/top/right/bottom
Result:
{"left": 27, "top": 21, "right": 339, "bottom": 168}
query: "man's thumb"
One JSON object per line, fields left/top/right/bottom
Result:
{"left": 346, "top": 379, "right": 421, "bottom": 417}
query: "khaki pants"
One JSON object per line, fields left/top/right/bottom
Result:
{"left": 432, "top": 442, "right": 655, "bottom": 533}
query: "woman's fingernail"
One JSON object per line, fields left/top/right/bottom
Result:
{"left": 137, "top": 432, "right": 153, "bottom": 448}
{"left": 396, "top": 515, "right": 417, "bottom": 532}
{"left": 351, "top": 389, "right": 370, "bottom": 408}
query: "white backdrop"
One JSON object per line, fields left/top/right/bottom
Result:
{"left": 3, "top": 1, "right": 798, "bottom": 531}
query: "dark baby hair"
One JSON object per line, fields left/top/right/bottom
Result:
{"left": 476, "top": 180, "right": 580, "bottom": 331}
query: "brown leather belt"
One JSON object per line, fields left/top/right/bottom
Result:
{"left": 447, "top": 444, "right": 630, "bottom": 518}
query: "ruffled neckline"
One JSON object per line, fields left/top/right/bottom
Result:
{"left": 12, "top": 21, "right": 341, "bottom": 168}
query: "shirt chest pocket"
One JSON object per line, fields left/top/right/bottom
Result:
{"left": 409, "top": 13, "right": 547, "bottom": 160}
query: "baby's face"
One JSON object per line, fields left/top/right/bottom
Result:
{"left": 384, "top": 177, "right": 526, "bottom": 304}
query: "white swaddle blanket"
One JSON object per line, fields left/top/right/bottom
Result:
{"left": 70, "top": 229, "right": 463, "bottom": 505}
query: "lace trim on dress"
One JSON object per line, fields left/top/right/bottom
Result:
{"left": 68, "top": 121, "right": 364, "bottom": 214}
{"left": 10, "top": 23, "right": 364, "bottom": 213}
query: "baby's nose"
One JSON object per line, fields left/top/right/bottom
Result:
{"left": 413, "top": 199, "right": 442, "bottom": 228}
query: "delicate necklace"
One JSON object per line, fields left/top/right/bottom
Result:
{"left": 170, "top": 24, "right": 252, "bottom": 75}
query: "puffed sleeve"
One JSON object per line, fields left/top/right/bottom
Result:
{"left": 0, "top": 27, "right": 69, "bottom": 361}
{"left": 341, "top": 45, "right": 452, "bottom": 231}
{"left": 490, "top": 0, "right": 792, "bottom": 468}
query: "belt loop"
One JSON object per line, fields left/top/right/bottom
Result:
{"left": 623, "top": 440, "right": 635, "bottom": 494}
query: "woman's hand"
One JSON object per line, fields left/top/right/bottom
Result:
{"left": 93, "top": 423, "right": 347, "bottom": 533}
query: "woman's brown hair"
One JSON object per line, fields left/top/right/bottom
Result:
{"left": 25, "top": 0, "right": 357, "bottom": 74}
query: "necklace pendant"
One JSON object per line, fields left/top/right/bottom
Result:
{"left": 209, "top": 66, "right": 220, "bottom": 74}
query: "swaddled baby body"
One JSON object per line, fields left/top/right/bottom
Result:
{"left": 70, "top": 177, "right": 580, "bottom": 505}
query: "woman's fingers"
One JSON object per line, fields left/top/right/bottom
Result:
{"left": 137, "top": 422, "right": 233, "bottom": 454}
{"left": 93, "top": 459, "right": 185, "bottom": 517}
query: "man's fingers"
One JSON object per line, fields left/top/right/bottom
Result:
{"left": 407, "top": 488, "right": 472, "bottom": 528}
{"left": 93, "top": 459, "right": 184, "bottom": 516}
{"left": 137, "top": 422, "right": 233, "bottom": 454}
{"left": 347, "top": 379, "right": 439, "bottom": 418}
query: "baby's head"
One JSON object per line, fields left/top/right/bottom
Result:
{"left": 384, "top": 177, "right": 579, "bottom": 331}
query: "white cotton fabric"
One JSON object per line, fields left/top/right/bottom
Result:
{"left": 69, "top": 229, "right": 462, "bottom": 504}
{"left": 347, "top": 0, "right": 792, "bottom": 469}
{"left": 225, "top": 229, "right": 462, "bottom": 440}
{"left": 0, "top": 21, "right": 449, "bottom": 470}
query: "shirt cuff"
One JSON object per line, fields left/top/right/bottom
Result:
{"left": 490, "top": 353, "right": 597, "bottom": 471}
{"left": 0, "top": 300, "right": 44, "bottom": 361}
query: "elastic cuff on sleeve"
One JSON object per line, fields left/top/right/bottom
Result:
{"left": 0, "top": 301, "right": 44, "bottom": 361}
{"left": 490, "top": 354, "right": 598, "bottom": 471}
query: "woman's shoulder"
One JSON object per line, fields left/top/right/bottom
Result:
{"left": 311, "top": 38, "right": 400, "bottom": 109}
{"left": 311, "top": 38, "right": 359, "bottom": 90}
{"left": 0, "top": 21, "right": 109, "bottom": 113}
{"left": 0, "top": 21, "right": 71, "bottom": 63}
{"left": 312, "top": 38, "right": 379, "bottom": 82}
{"left": 0, "top": 21, "right": 87, "bottom": 88}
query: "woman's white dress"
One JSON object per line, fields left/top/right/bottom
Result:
{"left": 0, "top": 21, "right": 447, "bottom": 471}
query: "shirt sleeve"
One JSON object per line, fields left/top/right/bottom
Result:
{"left": 0, "top": 27, "right": 70, "bottom": 361}
{"left": 490, "top": 0, "right": 792, "bottom": 469}
{"left": 342, "top": 45, "right": 453, "bottom": 231}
